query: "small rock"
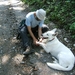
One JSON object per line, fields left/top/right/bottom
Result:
{"left": 73, "top": 44, "right": 75, "bottom": 47}
{"left": 12, "top": 47, "right": 15, "bottom": 49}
{"left": 70, "top": 73, "right": 73, "bottom": 75}
{"left": 13, "top": 37, "right": 16, "bottom": 40}
{"left": 64, "top": 38, "right": 69, "bottom": 42}
{"left": 20, "top": 61, "right": 25, "bottom": 64}
{"left": 4, "top": 39, "right": 7, "bottom": 41}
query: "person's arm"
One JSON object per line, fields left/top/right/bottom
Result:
{"left": 27, "top": 26, "right": 38, "bottom": 44}
{"left": 38, "top": 27, "right": 43, "bottom": 42}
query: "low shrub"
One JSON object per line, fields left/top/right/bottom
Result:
{"left": 22, "top": 0, "right": 75, "bottom": 40}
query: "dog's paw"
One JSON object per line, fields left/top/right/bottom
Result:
{"left": 36, "top": 41, "right": 42, "bottom": 46}
{"left": 36, "top": 41, "right": 40, "bottom": 44}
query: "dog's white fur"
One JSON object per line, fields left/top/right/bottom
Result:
{"left": 36, "top": 28, "right": 75, "bottom": 71}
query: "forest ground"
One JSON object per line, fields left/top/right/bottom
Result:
{"left": 0, "top": 0, "right": 75, "bottom": 75}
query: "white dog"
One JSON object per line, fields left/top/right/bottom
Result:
{"left": 36, "top": 28, "right": 75, "bottom": 71}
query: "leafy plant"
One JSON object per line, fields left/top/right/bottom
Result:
{"left": 22, "top": 0, "right": 75, "bottom": 40}
{"left": 70, "top": 22, "right": 75, "bottom": 33}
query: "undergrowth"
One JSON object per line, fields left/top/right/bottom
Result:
{"left": 22, "top": 0, "right": 75, "bottom": 41}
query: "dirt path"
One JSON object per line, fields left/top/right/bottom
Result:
{"left": 0, "top": 0, "right": 75, "bottom": 75}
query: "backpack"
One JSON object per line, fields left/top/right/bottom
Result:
{"left": 16, "top": 19, "right": 26, "bottom": 39}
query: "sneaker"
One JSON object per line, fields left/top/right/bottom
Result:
{"left": 23, "top": 46, "right": 34, "bottom": 55}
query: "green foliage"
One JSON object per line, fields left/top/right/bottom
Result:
{"left": 69, "top": 22, "right": 75, "bottom": 39}
{"left": 70, "top": 22, "right": 75, "bottom": 31}
{"left": 22, "top": 0, "right": 75, "bottom": 40}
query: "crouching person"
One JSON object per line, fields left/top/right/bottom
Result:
{"left": 17, "top": 9, "right": 49, "bottom": 55}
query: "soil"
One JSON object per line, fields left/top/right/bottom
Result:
{"left": 0, "top": 0, "right": 75, "bottom": 75}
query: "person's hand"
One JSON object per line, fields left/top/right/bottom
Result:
{"left": 33, "top": 38, "right": 39, "bottom": 46}
{"left": 39, "top": 38, "right": 43, "bottom": 42}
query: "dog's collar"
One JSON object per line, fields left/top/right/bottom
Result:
{"left": 47, "top": 38, "right": 55, "bottom": 42}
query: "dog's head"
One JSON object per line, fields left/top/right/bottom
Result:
{"left": 42, "top": 28, "right": 58, "bottom": 40}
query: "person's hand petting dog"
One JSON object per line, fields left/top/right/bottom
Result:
{"left": 35, "top": 37, "right": 43, "bottom": 46}
{"left": 33, "top": 38, "right": 38, "bottom": 45}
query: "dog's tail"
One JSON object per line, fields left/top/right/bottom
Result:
{"left": 47, "top": 62, "right": 74, "bottom": 71}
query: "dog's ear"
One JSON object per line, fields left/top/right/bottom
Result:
{"left": 52, "top": 28, "right": 57, "bottom": 32}
{"left": 52, "top": 32, "right": 58, "bottom": 36}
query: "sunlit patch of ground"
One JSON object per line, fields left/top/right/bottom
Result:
{"left": 1, "top": 54, "right": 10, "bottom": 64}
{"left": 12, "top": 54, "right": 24, "bottom": 64}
